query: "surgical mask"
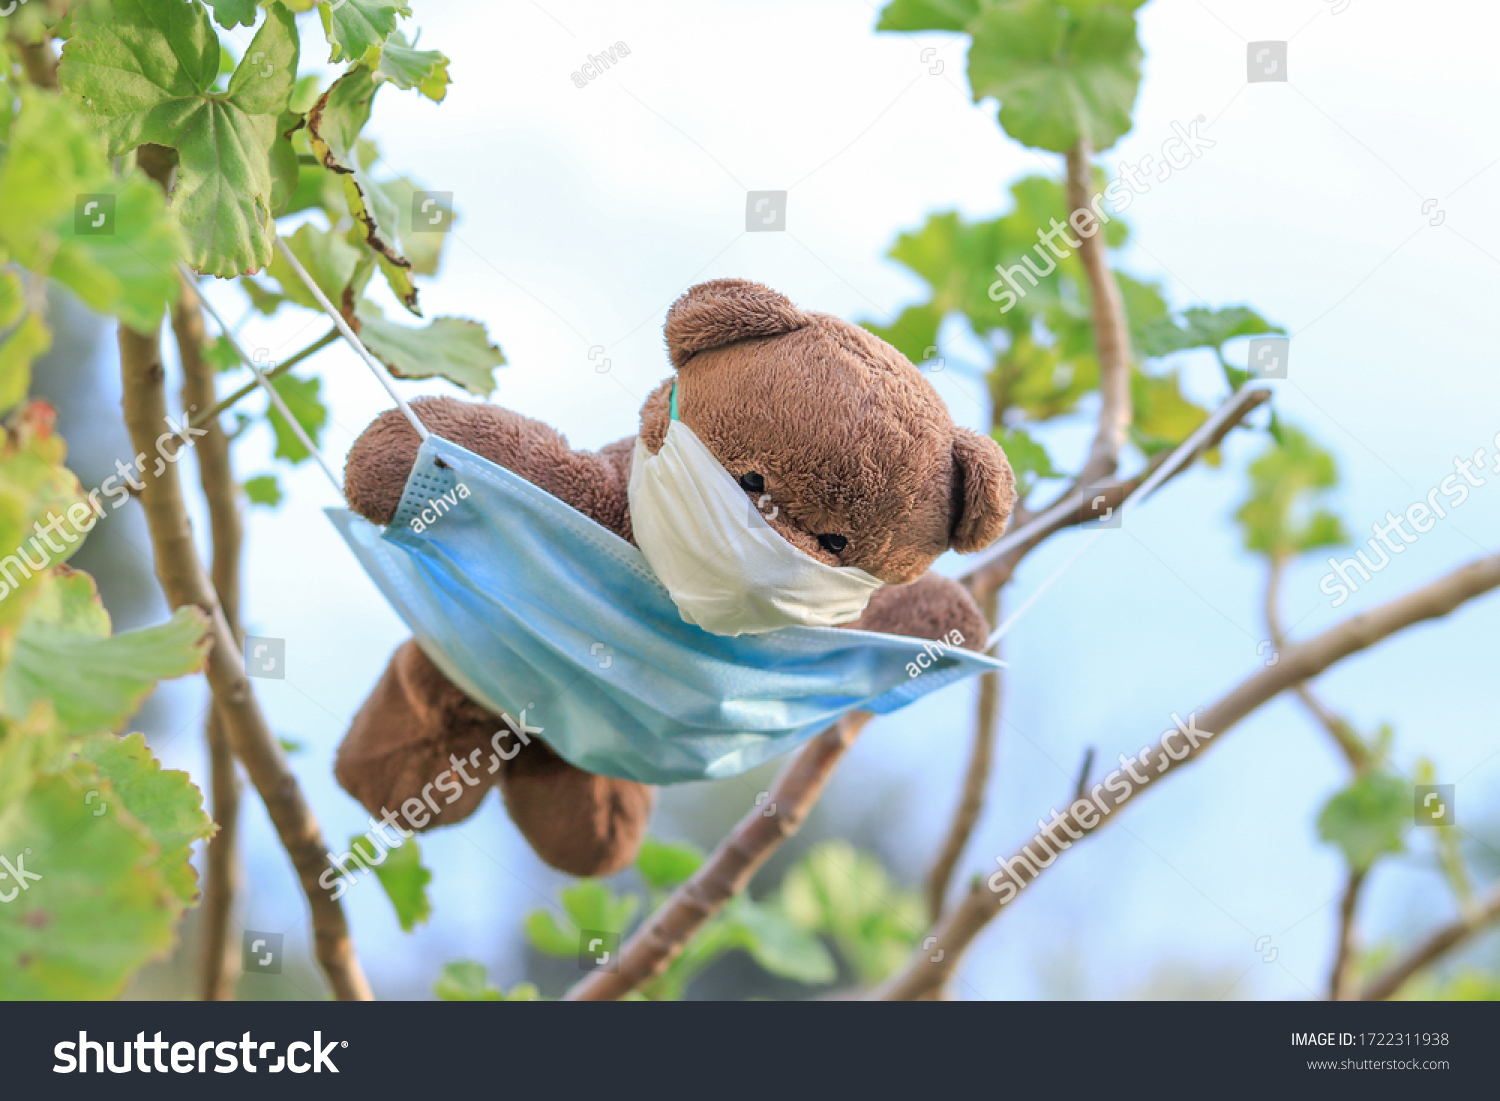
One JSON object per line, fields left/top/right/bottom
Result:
{"left": 627, "top": 385, "right": 883, "bottom": 636}
{"left": 328, "top": 433, "right": 1003, "bottom": 785}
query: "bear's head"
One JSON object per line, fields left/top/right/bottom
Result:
{"left": 635, "top": 279, "right": 1015, "bottom": 584}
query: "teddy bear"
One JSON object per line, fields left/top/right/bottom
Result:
{"left": 334, "top": 279, "right": 1015, "bottom": 877}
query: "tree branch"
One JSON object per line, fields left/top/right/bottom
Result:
{"left": 963, "top": 385, "right": 1270, "bottom": 602}
{"left": 876, "top": 552, "right": 1500, "bottom": 1000}
{"left": 925, "top": 591, "right": 1001, "bottom": 924}
{"left": 188, "top": 327, "right": 339, "bottom": 433}
{"left": 172, "top": 278, "right": 245, "bottom": 1002}
{"left": 563, "top": 712, "right": 873, "bottom": 1001}
{"left": 1067, "top": 139, "right": 1133, "bottom": 491}
{"left": 1361, "top": 878, "right": 1500, "bottom": 1000}
{"left": 1329, "top": 868, "right": 1366, "bottom": 1001}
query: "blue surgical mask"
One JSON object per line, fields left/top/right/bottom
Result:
{"left": 328, "top": 434, "right": 1003, "bottom": 785}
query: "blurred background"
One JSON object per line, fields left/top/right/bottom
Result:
{"left": 47, "top": 0, "right": 1500, "bottom": 999}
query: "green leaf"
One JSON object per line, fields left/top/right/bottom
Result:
{"left": 374, "top": 30, "right": 450, "bottom": 102}
{"left": 362, "top": 834, "right": 431, "bottom": 932}
{"left": 0, "top": 91, "right": 182, "bottom": 330}
{"left": 60, "top": 0, "right": 301, "bottom": 276}
{"left": 862, "top": 303, "right": 943, "bottom": 368}
{"left": 277, "top": 735, "right": 304, "bottom": 754}
{"left": 434, "top": 960, "right": 537, "bottom": 1001}
{"left": 523, "top": 909, "right": 579, "bottom": 958}
{"left": 1129, "top": 367, "right": 1209, "bottom": 458}
{"left": 243, "top": 474, "right": 282, "bottom": 506}
{"left": 79, "top": 732, "right": 214, "bottom": 907}
{"left": 635, "top": 837, "right": 704, "bottom": 891}
{"left": 267, "top": 221, "right": 371, "bottom": 314}
{"left": 0, "top": 767, "right": 178, "bottom": 998}
{"left": 240, "top": 276, "right": 288, "bottom": 316}
{"left": 1137, "top": 305, "right": 1282, "bottom": 360}
{"left": 721, "top": 896, "right": 837, "bottom": 985}
{"left": 205, "top": 0, "right": 259, "bottom": 28}
{"left": 267, "top": 374, "right": 327, "bottom": 464}
{"left": 308, "top": 65, "right": 420, "bottom": 312}
{"left": 0, "top": 274, "right": 23, "bottom": 331}
{"left": 968, "top": 0, "right": 1142, "bottom": 153}
{"left": 561, "top": 879, "right": 639, "bottom": 935}
{"left": 778, "top": 841, "right": 924, "bottom": 983}
{"left": 355, "top": 300, "right": 504, "bottom": 396}
{"left": 1234, "top": 423, "right": 1347, "bottom": 558}
{"left": 991, "top": 424, "right": 1060, "bottom": 498}
{"left": 318, "top": 0, "right": 410, "bottom": 63}
{"left": 370, "top": 176, "right": 450, "bottom": 276}
{"left": 2, "top": 571, "right": 212, "bottom": 738}
{"left": 876, "top": 0, "right": 981, "bottom": 32}
{"left": 1318, "top": 772, "right": 1409, "bottom": 872}
{"left": 205, "top": 333, "right": 242, "bottom": 372}
{"left": 0, "top": 315, "right": 51, "bottom": 415}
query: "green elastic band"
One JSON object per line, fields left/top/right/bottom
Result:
{"left": 669, "top": 382, "right": 680, "bottom": 422}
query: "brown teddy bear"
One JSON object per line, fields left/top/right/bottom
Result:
{"left": 335, "top": 279, "right": 1015, "bottom": 877}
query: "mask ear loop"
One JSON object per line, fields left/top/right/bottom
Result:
{"left": 185, "top": 263, "right": 347, "bottom": 500}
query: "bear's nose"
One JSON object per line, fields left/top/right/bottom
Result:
{"left": 739, "top": 471, "right": 765, "bottom": 492}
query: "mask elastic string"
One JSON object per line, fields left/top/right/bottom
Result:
{"left": 982, "top": 528, "right": 1105, "bottom": 652}
{"left": 186, "top": 264, "right": 347, "bottom": 501}
{"left": 270, "top": 236, "right": 431, "bottom": 443}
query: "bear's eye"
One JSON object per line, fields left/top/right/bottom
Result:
{"left": 739, "top": 471, "right": 765, "bottom": 492}
{"left": 818, "top": 534, "right": 848, "bottom": 554}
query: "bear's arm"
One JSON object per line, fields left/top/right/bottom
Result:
{"left": 344, "top": 396, "right": 633, "bottom": 537}
{"left": 850, "top": 572, "right": 990, "bottom": 652}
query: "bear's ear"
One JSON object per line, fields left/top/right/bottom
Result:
{"left": 949, "top": 428, "right": 1016, "bottom": 553}
{"left": 665, "top": 279, "right": 810, "bottom": 369}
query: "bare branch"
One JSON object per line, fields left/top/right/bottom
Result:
{"left": 1068, "top": 139, "right": 1133, "bottom": 490}
{"left": 1329, "top": 868, "right": 1366, "bottom": 1001}
{"left": 963, "top": 385, "right": 1270, "bottom": 601}
{"left": 925, "top": 591, "right": 1002, "bottom": 923}
{"left": 563, "top": 712, "right": 873, "bottom": 1001}
{"left": 877, "top": 552, "right": 1500, "bottom": 1000}
{"left": 1362, "top": 879, "right": 1500, "bottom": 1000}
{"left": 172, "top": 279, "right": 245, "bottom": 1001}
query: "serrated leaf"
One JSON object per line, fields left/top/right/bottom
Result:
{"left": 60, "top": 0, "right": 301, "bottom": 276}
{"left": 0, "top": 315, "right": 51, "bottom": 414}
{"left": 968, "top": 0, "right": 1142, "bottom": 153}
{"left": 374, "top": 30, "right": 450, "bottom": 102}
{"left": 308, "top": 65, "right": 420, "bottom": 312}
{"left": 523, "top": 909, "right": 578, "bottom": 958}
{"left": 0, "top": 767, "right": 178, "bottom": 998}
{"left": 876, "top": 0, "right": 981, "bottom": 32}
{"left": 243, "top": 474, "right": 282, "bottom": 506}
{"left": 635, "top": 837, "right": 703, "bottom": 891}
{"left": 1137, "top": 305, "right": 1282, "bottom": 360}
{"left": 1318, "top": 772, "right": 1408, "bottom": 871}
{"left": 267, "top": 373, "right": 327, "bottom": 464}
{"left": 268, "top": 221, "right": 370, "bottom": 315}
{"left": 434, "top": 960, "right": 536, "bottom": 1001}
{"left": 363, "top": 834, "right": 430, "bottom": 932}
{"left": 721, "top": 896, "right": 836, "bottom": 985}
{"left": 355, "top": 300, "right": 504, "bottom": 396}
{"left": 79, "top": 732, "right": 213, "bottom": 906}
{"left": 370, "top": 176, "right": 449, "bottom": 276}
{"left": 318, "top": 0, "right": 410, "bottom": 63}
{"left": 1234, "top": 423, "right": 1347, "bottom": 558}
{"left": 2, "top": 571, "right": 212, "bottom": 738}
{"left": 205, "top": 0, "right": 259, "bottom": 28}
{"left": 0, "top": 91, "right": 182, "bottom": 330}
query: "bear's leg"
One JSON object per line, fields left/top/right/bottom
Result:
{"left": 335, "top": 640, "right": 503, "bottom": 831}
{"left": 851, "top": 571, "right": 991, "bottom": 651}
{"left": 498, "top": 740, "right": 655, "bottom": 878}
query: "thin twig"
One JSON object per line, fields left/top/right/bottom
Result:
{"left": 962, "top": 385, "right": 1270, "bottom": 602}
{"left": 1328, "top": 868, "right": 1366, "bottom": 1001}
{"left": 1067, "top": 139, "right": 1133, "bottom": 491}
{"left": 127, "top": 149, "right": 371, "bottom": 1000}
{"left": 925, "top": 591, "right": 1002, "bottom": 924}
{"left": 1361, "top": 878, "right": 1500, "bottom": 1000}
{"left": 188, "top": 328, "right": 339, "bottom": 433}
{"left": 876, "top": 552, "right": 1500, "bottom": 1000}
{"left": 563, "top": 712, "right": 873, "bottom": 1001}
{"left": 172, "top": 277, "right": 245, "bottom": 1002}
